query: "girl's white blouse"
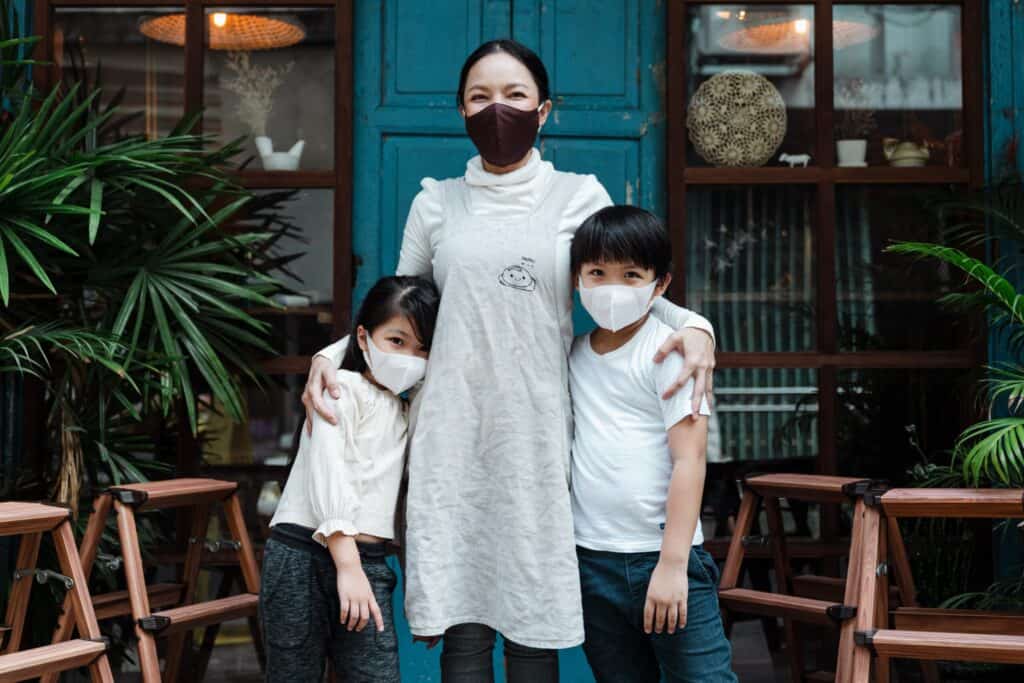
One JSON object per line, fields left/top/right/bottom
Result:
{"left": 270, "top": 369, "right": 408, "bottom": 544}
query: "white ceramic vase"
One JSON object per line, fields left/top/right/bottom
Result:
{"left": 836, "top": 139, "right": 867, "bottom": 167}
{"left": 255, "top": 136, "right": 305, "bottom": 171}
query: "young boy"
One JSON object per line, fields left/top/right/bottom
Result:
{"left": 569, "top": 205, "right": 736, "bottom": 683}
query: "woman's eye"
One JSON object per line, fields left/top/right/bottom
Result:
{"left": 389, "top": 338, "right": 404, "bottom": 346}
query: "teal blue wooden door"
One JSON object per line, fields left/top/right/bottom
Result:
{"left": 353, "top": 2, "right": 666, "bottom": 680}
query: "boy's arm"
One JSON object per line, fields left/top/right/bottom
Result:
{"left": 643, "top": 416, "right": 709, "bottom": 636}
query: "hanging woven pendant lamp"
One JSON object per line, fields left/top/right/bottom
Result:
{"left": 139, "top": 12, "right": 306, "bottom": 50}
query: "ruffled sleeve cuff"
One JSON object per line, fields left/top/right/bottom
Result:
{"left": 313, "top": 519, "right": 360, "bottom": 547}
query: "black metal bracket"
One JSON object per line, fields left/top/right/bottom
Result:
{"left": 138, "top": 615, "right": 171, "bottom": 633}
{"left": 826, "top": 604, "right": 857, "bottom": 622}
{"left": 741, "top": 535, "right": 769, "bottom": 547}
{"left": 854, "top": 629, "right": 877, "bottom": 656}
{"left": 85, "top": 635, "right": 111, "bottom": 650}
{"left": 108, "top": 487, "right": 149, "bottom": 507}
{"left": 14, "top": 568, "right": 74, "bottom": 590}
{"left": 862, "top": 484, "right": 889, "bottom": 508}
{"left": 840, "top": 479, "right": 874, "bottom": 498}
{"left": 0, "top": 625, "right": 10, "bottom": 650}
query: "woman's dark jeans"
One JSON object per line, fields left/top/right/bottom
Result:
{"left": 441, "top": 622, "right": 559, "bottom": 683}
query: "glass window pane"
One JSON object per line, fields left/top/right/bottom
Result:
{"left": 54, "top": 7, "right": 185, "bottom": 139}
{"left": 686, "top": 186, "right": 816, "bottom": 352}
{"left": 836, "top": 368, "right": 971, "bottom": 482}
{"left": 686, "top": 4, "right": 816, "bottom": 167}
{"left": 716, "top": 368, "right": 818, "bottom": 462}
{"left": 835, "top": 186, "right": 971, "bottom": 351}
{"left": 833, "top": 5, "right": 963, "bottom": 168}
{"left": 204, "top": 7, "right": 335, "bottom": 170}
{"left": 235, "top": 189, "right": 335, "bottom": 357}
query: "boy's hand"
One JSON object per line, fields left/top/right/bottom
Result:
{"left": 654, "top": 327, "right": 715, "bottom": 414}
{"left": 337, "top": 563, "right": 384, "bottom": 633}
{"left": 303, "top": 354, "right": 342, "bottom": 434}
{"left": 644, "top": 559, "right": 688, "bottom": 635}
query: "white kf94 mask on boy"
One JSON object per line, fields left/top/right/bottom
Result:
{"left": 362, "top": 336, "right": 427, "bottom": 395}
{"left": 578, "top": 278, "right": 659, "bottom": 332}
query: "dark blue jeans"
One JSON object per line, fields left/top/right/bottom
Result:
{"left": 577, "top": 545, "right": 737, "bottom": 683}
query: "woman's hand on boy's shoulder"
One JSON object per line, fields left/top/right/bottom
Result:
{"left": 654, "top": 327, "right": 715, "bottom": 414}
{"left": 303, "top": 354, "right": 344, "bottom": 434}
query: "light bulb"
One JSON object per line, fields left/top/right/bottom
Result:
{"left": 212, "top": 12, "right": 228, "bottom": 28}
{"left": 794, "top": 18, "right": 809, "bottom": 35}
{"left": 737, "top": 10, "right": 747, "bottom": 21}
{"left": 715, "top": 10, "right": 731, "bottom": 20}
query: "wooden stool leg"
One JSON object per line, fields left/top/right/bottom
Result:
{"left": 874, "top": 521, "right": 891, "bottom": 683}
{"left": 764, "top": 496, "right": 803, "bottom": 683}
{"left": 850, "top": 504, "right": 882, "bottom": 683}
{"left": 886, "top": 517, "right": 940, "bottom": 683}
{"left": 44, "top": 494, "right": 112, "bottom": 683}
{"left": 164, "top": 504, "right": 212, "bottom": 683}
{"left": 836, "top": 499, "right": 866, "bottom": 683}
{"left": 224, "top": 494, "right": 261, "bottom": 594}
{"left": 115, "top": 500, "right": 162, "bottom": 683}
{"left": 2, "top": 531, "right": 42, "bottom": 655}
{"left": 720, "top": 489, "right": 758, "bottom": 637}
{"left": 52, "top": 519, "right": 115, "bottom": 683}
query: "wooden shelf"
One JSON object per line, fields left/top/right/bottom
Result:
{"left": 682, "top": 165, "right": 969, "bottom": 186}
{"left": 230, "top": 170, "right": 336, "bottom": 189}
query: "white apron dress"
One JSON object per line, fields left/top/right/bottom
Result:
{"left": 403, "top": 166, "right": 590, "bottom": 649}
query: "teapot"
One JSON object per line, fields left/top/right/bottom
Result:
{"left": 882, "top": 138, "right": 930, "bottom": 168}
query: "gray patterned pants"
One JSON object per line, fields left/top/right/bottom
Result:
{"left": 259, "top": 525, "right": 399, "bottom": 682}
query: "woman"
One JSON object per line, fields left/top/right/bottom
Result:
{"left": 301, "top": 40, "right": 717, "bottom": 682}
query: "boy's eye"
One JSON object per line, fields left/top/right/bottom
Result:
{"left": 626, "top": 271, "right": 643, "bottom": 279}
{"left": 588, "top": 268, "right": 603, "bottom": 276}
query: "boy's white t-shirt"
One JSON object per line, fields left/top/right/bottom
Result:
{"left": 570, "top": 315, "right": 712, "bottom": 553}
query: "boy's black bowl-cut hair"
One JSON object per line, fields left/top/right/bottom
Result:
{"left": 339, "top": 275, "right": 441, "bottom": 374}
{"left": 570, "top": 205, "right": 672, "bottom": 280}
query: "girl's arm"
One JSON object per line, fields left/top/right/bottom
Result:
{"left": 643, "top": 416, "right": 708, "bottom": 636}
{"left": 306, "top": 381, "right": 384, "bottom": 633}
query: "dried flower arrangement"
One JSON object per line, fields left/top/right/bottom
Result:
{"left": 220, "top": 50, "right": 294, "bottom": 137}
{"left": 834, "top": 78, "right": 877, "bottom": 140}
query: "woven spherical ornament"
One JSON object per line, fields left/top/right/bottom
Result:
{"left": 687, "top": 71, "right": 787, "bottom": 167}
{"left": 139, "top": 13, "right": 305, "bottom": 51}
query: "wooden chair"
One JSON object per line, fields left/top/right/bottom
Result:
{"left": 843, "top": 488, "right": 1024, "bottom": 682}
{"left": 44, "top": 478, "right": 261, "bottom": 683}
{"left": 719, "top": 474, "right": 878, "bottom": 683}
{"left": 0, "top": 501, "right": 114, "bottom": 682}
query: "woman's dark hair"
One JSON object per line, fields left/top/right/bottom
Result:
{"left": 456, "top": 39, "right": 550, "bottom": 107}
{"left": 339, "top": 276, "right": 441, "bottom": 374}
{"left": 570, "top": 206, "right": 673, "bottom": 280}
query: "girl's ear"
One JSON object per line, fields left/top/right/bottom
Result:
{"left": 654, "top": 273, "right": 673, "bottom": 299}
{"left": 356, "top": 325, "right": 369, "bottom": 353}
{"left": 538, "top": 100, "right": 552, "bottom": 129}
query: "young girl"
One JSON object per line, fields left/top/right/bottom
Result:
{"left": 260, "top": 275, "right": 440, "bottom": 683}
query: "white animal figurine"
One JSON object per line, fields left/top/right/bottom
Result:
{"left": 779, "top": 153, "right": 811, "bottom": 168}
{"left": 255, "top": 136, "right": 305, "bottom": 171}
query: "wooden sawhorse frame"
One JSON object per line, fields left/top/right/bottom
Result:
{"left": 844, "top": 488, "right": 1024, "bottom": 682}
{"left": 45, "top": 478, "right": 260, "bottom": 683}
{"left": 0, "top": 502, "right": 114, "bottom": 682}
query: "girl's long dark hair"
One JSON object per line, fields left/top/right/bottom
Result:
{"left": 339, "top": 276, "right": 441, "bottom": 374}
{"left": 456, "top": 39, "right": 550, "bottom": 106}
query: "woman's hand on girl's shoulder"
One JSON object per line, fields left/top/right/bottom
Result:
{"left": 303, "top": 354, "right": 344, "bottom": 434}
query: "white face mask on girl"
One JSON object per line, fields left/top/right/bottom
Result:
{"left": 361, "top": 335, "right": 427, "bottom": 395}
{"left": 578, "top": 278, "right": 659, "bottom": 332}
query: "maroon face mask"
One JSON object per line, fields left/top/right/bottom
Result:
{"left": 464, "top": 102, "right": 541, "bottom": 167}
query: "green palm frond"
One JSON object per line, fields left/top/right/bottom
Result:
{"left": 0, "top": 323, "right": 132, "bottom": 380}
{"left": 952, "top": 417, "right": 1024, "bottom": 487}
{"left": 886, "top": 241, "right": 1024, "bottom": 326}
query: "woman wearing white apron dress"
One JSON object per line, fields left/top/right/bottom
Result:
{"left": 302, "top": 41, "right": 717, "bottom": 682}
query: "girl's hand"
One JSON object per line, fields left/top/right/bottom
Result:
{"left": 302, "top": 354, "right": 342, "bottom": 434}
{"left": 413, "top": 634, "right": 442, "bottom": 649}
{"left": 337, "top": 563, "right": 384, "bottom": 632}
{"left": 643, "top": 559, "right": 688, "bottom": 635}
{"left": 654, "top": 328, "right": 715, "bottom": 414}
